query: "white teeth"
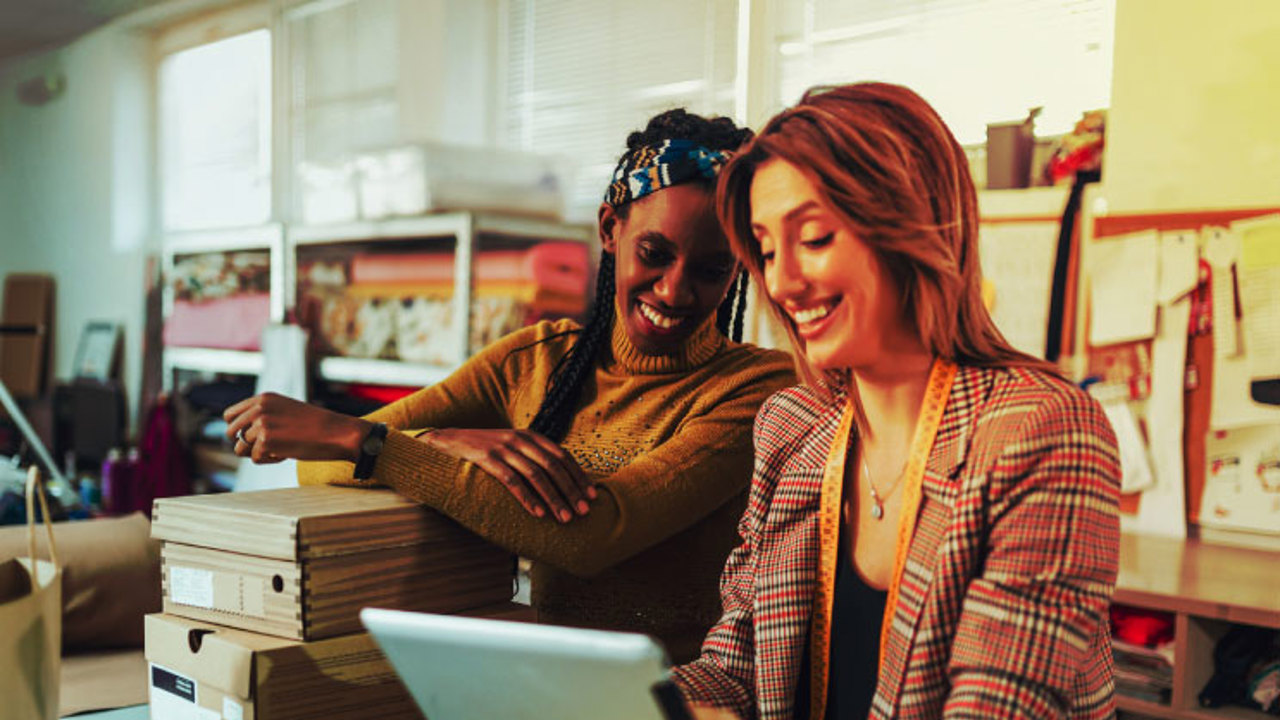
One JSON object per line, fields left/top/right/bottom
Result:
{"left": 793, "top": 304, "right": 832, "bottom": 324}
{"left": 639, "top": 303, "right": 683, "bottom": 330}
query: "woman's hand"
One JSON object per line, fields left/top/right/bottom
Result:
{"left": 417, "top": 428, "right": 595, "bottom": 523}
{"left": 223, "top": 393, "right": 371, "bottom": 465}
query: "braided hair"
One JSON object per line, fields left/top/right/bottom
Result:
{"left": 528, "top": 109, "right": 753, "bottom": 442}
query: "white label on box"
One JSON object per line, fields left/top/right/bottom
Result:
{"left": 170, "top": 566, "right": 214, "bottom": 608}
{"left": 223, "top": 697, "right": 244, "bottom": 720}
{"left": 149, "top": 663, "right": 219, "bottom": 720}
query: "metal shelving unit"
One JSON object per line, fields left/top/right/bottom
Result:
{"left": 161, "top": 212, "right": 592, "bottom": 391}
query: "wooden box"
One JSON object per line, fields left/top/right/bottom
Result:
{"left": 152, "top": 487, "right": 514, "bottom": 640}
{"left": 146, "top": 612, "right": 422, "bottom": 720}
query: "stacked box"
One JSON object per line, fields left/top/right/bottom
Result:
{"left": 147, "top": 486, "right": 523, "bottom": 720}
{"left": 151, "top": 486, "right": 516, "bottom": 640}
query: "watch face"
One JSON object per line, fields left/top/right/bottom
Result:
{"left": 362, "top": 433, "right": 385, "bottom": 455}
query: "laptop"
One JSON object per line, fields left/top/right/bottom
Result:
{"left": 361, "top": 608, "right": 694, "bottom": 720}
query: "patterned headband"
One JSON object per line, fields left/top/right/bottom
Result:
{"left": 603, "top": 138, "right": 733, "bottom": 208}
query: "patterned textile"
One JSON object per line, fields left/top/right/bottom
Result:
{"left": 603, "top": 139, "right": 732, "bottom": 208}
{"left": 674, "top": 365, "right": 1122, "bottom": 719}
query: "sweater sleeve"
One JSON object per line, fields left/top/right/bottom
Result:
{"left": 942, "top": 388, "right": 1121, "bottom": 719}
{"left": 296, "top": 322, "right": 565, "bottom": 487}
{"left": 669, "top": 392, "right": 797, "bottom": 719}
{"left": 367, "top": 350, "right": 796, "bottom": 578}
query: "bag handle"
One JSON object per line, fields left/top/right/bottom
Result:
{"left": 25, "top": 466, "right": 60, "bottom": 573}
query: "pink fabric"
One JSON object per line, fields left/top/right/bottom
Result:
{"left": 351, "top": 243, "right": 589, "bottom": 296}
{"left": 163, "top": 293, "right": 270, "bottom": 350}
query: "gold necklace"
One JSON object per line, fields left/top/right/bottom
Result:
{"left": 861, "top": 449, "right": 905, "bottom": 520}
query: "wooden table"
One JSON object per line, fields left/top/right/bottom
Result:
{"left": 1114, "top": 533, "right": 1280, "bottom": 720}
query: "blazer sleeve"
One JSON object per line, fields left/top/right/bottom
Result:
{"left": 943, "top": 389, "right": 1121, "bottom": 719}
{"left": 671, "top": 393, "right": 795, "bottom": 719}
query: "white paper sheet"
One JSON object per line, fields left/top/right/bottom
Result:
{"left": 1237, "top": 216, "right": 1280, "bottom": 382}
{"left": 978, "top": 222, "right": 1059, "bottom": 357}
{"left": 1157, "top": 230, "right": 1199, "bottom": 304}
{"left": 235, "top": 324, "right": 309, "bottom": 492}
{"left": 1200, "top": 423, "right": 1280, "bottom": 536}
{"left": 1133, "top": 298, "right": 1190, "bottom": 538}
{"left": 1204, "top": 228, "right": 1241, "bottom": 359}
{"left": 1207, "top": 222, "right": 1280, "bottom": 430}
{"left": 1101, "top": 400, "right": 1156, "bottom": 493}
{"left": 1090, "top": 231, "right": 1160, "bottom": 346}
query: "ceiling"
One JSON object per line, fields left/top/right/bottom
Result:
{"left": 0, "top": 0, "right": 176, "bottom": 62}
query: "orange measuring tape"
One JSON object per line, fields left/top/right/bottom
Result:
{"left": 808, "top": 359, "right": 957, "bottom": 720}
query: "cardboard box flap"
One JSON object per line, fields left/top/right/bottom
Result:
{"left": 145, "top": 613, "right": 292, "bottom": 700}
{"left": 152, "top": 487, "right": 464, "bottom": 560}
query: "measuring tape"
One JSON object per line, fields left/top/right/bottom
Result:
{"left": 808, "top": 359, "right": 957, "bottom": 720}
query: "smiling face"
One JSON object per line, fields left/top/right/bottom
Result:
{"left": 749, "top": 158, "right": 921, "bottom": 372}
{"left": 599, "top": 184, "right": 738, "bottom": 356}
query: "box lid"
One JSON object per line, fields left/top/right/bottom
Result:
{"left": 152, "top": 486, "right": 467, "bottom": 561}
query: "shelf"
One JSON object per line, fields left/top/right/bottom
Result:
{"left": 1118, "top": 695, "right": 1274, "bottom": 720}
{"left": 163, "top": 223, "right": 284, "bottom": 254}
{"left": 1115, "top": 533, "right": 1280, "bottom": 629}
{"left": 316, "top": 357, "right": 454, "bottom": 387}
{"left": 163, "top": 347, "right": 264, "bottom": 375}
{"left": 288, "top": 211, "right": 591, "bottom": 245}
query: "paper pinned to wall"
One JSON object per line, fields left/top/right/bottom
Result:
{"left": 1200, "top": 423, "right": 1280, "bottom": 536}
{"left": 1236, "top": 215, "right": 1280, "bottom": 383}
{"left": 1090, "top": 230, "right": 1160, "bottom": 346}
{"left": 1132, "top": 298, "right": 1191, "bottom": 538}
{"left": 1157, "top": 230, "right": 1199, "bottom": 304}
{"left": 978, "top": 222, "right": 1059, "bottom": 357}
{"left": 1101, "top": 400, "right": 1155, "bottom": 494}
{"left": 1208, "top": 220, "right": 1280, "bottom": 430}
{"left": 1204, "top": 228, "right": 1241, "bottom": 359}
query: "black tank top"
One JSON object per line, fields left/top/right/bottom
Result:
{"left": 794, "top": 538, "right": 888, "bottom": 719}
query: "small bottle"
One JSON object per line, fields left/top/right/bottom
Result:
{"left": 101, "top": 448, "right": 123, "bottom": 515}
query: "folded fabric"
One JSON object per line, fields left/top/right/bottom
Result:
{"left": 0, "top": 512, "right": 161, "bottom": 650}
{"left": 351, "top": 243, "right": 589, "bottom": 297}
{"left": 163, "top": 293, "right": 271, "bottom": 351}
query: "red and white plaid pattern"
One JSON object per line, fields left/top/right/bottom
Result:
{"left": 674, "top": 365, "right": 1121, "bottom": 719}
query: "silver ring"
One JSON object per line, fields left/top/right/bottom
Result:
{"left": 235, "top": 428, "right": 246, "bottom": 445}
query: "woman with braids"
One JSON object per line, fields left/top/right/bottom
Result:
{"left": 223, "top": 109, "right": 796, "bottom": 662}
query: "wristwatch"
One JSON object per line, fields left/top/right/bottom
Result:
{"left": 353, "top": 422, "right": 388, "bottom": 480}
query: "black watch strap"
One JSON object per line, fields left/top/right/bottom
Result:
{"left": 353, "top": 422, "right": 388, "bottom": 480}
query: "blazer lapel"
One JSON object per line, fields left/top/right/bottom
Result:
{"left": 875, "top": 366, "right": 991, "bottom": 715}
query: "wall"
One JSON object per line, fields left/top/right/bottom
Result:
{"left": 1103, "top": 0, "right": 1280, "bottom": 213}
{"left": 0, "top": 24, "right": 154, "bottom": 430}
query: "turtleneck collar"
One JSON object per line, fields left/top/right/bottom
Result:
{"left": 607, "top": 302, "right": 725, "bottom": 374}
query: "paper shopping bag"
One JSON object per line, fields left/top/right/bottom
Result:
{"left": 0, "top": 467, "right": 62, "bottom": 720}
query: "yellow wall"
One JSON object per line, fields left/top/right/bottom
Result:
{"left": 1103, "top": 0, "right": 1280, "bottom": 213}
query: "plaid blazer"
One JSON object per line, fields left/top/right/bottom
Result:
{"left": 673, "top": 365, "right": 1121, "bottom": 719}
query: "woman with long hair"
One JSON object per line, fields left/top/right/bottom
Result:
{"left": 224, "top": 109, "right": 796, "bottom": 662}
{"left": 676, "top": 83, "right": 1120, "bottom": 719}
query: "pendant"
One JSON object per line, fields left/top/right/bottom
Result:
{"left": 870, "top": 502, "right": 884, "bottom": 520}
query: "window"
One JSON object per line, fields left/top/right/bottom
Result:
{"left": 502, "top": 0, "right": 740, "bottom": 222}
{"left": 158, "top": 29, "right": 273, "bottom": 231}
{"left": 775, "top": 0, "right": 1116, "bottom": 144}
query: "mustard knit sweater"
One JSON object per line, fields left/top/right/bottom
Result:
{"left": 298, "top": 315, "right": 795, "bottom": 662}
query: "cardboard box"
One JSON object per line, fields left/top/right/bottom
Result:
{"left": 152, "top": 487, "right": 515, "bottom": 640}
{"left": 0, "top": 274, "right": 53, "bottom": 399}
{"left": 145, "top": 613, "right": 422, "bottom": 720}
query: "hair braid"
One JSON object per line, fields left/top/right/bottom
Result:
{"left": 732, "top": 271, "right": 748, "bottom": 342}
{"left": 528, "top": 252, "right": 616, "bottom": 441}
{"left": 716, "top": 270, "right": 749, "bottom": 343}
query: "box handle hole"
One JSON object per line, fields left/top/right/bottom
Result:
{"left": 188, "top": 628, "right": 213, "bottom": 653}
{"left": 272, "top": 574, "right": 284, "bottom": 593}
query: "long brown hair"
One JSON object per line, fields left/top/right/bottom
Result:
{"left": 718, "top": 82, "right": 1055, "bottom": 391}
